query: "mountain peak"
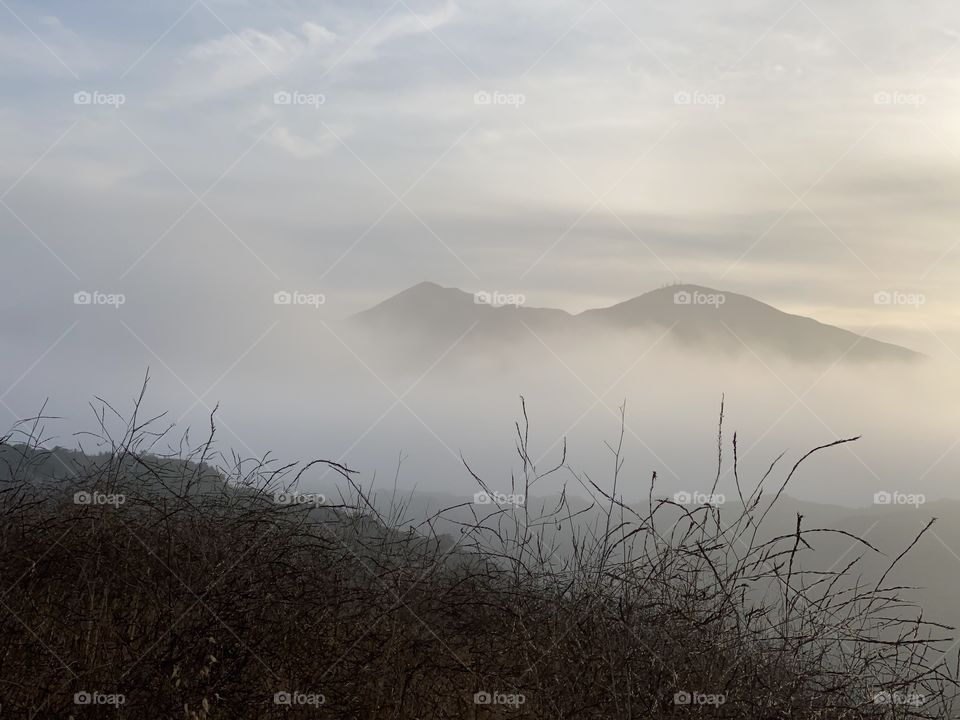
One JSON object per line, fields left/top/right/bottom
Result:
{"left": 625, "top": 283, "right": 761, "bottom": 307}
{"left": 352, "top": 282, "right": 920, "bottom": 364}
{"left": 401, "top": 281, "right": 464, "bottom": 297}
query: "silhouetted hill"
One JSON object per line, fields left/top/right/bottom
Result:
{"left": 582, "top": 284, "right": 918, "bottom": 362}
{"left": 351, "top": 282, "right": 920, "bottom": 364}
{"left": 354, "top": 280, "right": 572, "bottom": 340}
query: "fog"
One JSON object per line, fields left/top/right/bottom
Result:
{"left": 5, "top": 304, "right": 958, "bottom": 511}
{"left": 5, "top": 2, "right": 960, "bottom": 713}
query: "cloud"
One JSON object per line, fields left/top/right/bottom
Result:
{"left": 5, "top": 0, "right": 960, "bottom": 358}
{"left": 340, "top": 1, "right": 459, "bottom": 66}
{"left": 157, "top": 2, "right": 459, "bottom": 105}
{"left": 0, "top": 12, "right": 103, "bottom": 77}
{"left": 161, "top": 22, "right": 336, "bottom": 102}
{"left": 268, "top": 125, "right": 341, "bottom": 158}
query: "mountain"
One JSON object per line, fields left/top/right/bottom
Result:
{"left": 351, "top": 282, "right": 920, "bottom": 364}
{"left": 354, "top": 280, "right": 572, "bottom": 339}
{"left": 580, "top": 283, "right": 919, "bottom": 362}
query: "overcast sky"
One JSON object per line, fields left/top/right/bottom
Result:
{"left": 4, "top": 0, "right": 960, "bottom": 451}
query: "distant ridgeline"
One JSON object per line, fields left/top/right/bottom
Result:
{"left": 352, "top": 282, "right": 920, "bottom": 364}
{"left": 0, "top": 442, "right": 229, "bottom": 496}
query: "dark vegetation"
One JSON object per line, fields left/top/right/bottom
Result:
{"left": 0, "top": 385, "right": 956, "bottom": 718}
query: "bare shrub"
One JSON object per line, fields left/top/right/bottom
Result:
{"left": 0, "top": 387, "right": 955, "bottom": 718}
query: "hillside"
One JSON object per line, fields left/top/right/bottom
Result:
{"left": 0, "top": 409, "right": 954, "bottom": 718}
{"left": 352, "top": 282, "right": 920, "bottom": 364}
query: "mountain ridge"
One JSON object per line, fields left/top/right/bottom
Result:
{"left": 352, "top": 282, "right": 921, "bottom": 364}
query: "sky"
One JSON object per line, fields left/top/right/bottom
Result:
{"left": 3, "top": 0, "right": 960, "bottom": 495}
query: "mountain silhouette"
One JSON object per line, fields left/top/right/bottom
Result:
{"left": 352, "top": 282, "right": 920, "bottom": 364}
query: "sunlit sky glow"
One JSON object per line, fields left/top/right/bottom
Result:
{"left": 4, "top": 0, "right": 960, "bottom": 369}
